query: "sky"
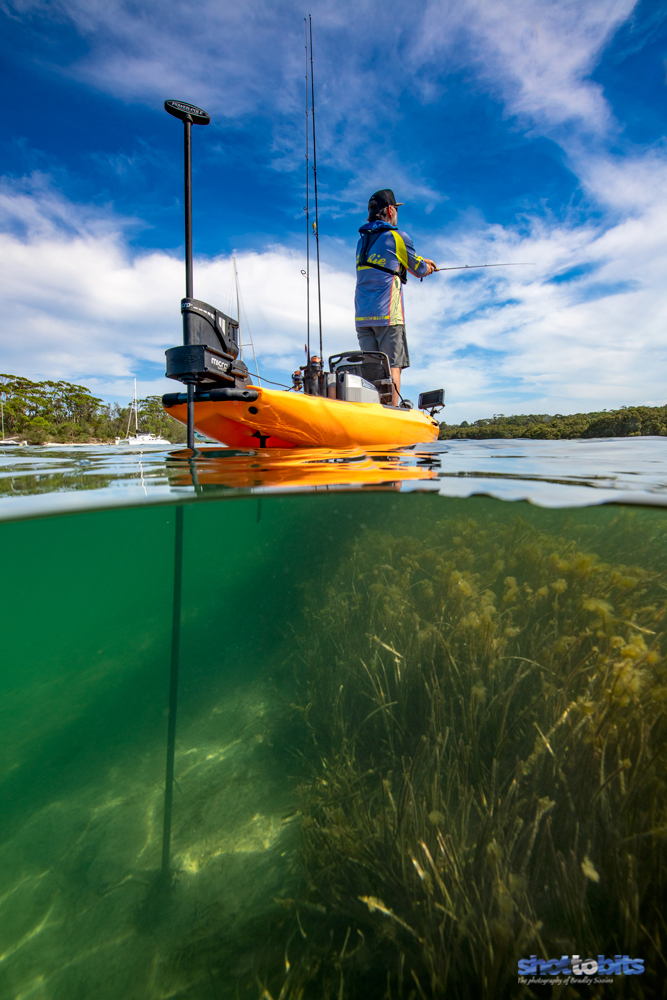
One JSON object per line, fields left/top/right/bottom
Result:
{"left": 1, "top": 0, "right": 666, "bottom": 422}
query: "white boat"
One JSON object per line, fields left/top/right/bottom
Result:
{"left": 116, "top": 432, "right": 171, "bottom": 446}
{"left": 116, "top": 379, "right": 171, "bottom": 447}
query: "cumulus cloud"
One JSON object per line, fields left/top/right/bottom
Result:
{"left": 404, "top": 147, "right": 667, "bottom": 418}
{"left": 2, "top": 0, "right": 665, "bottom": 420}
{"left": 1, "top": 161, "right": 666, "bottom": 419}
{"left": 0, "top": 175, "right": 356, "bottom": 400}
{"left": 415, "top": 0, "right": 638, "bottom": 136}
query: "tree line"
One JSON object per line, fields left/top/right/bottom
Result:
{"left": 0, "top": 374, "right": 186, "bottom": 444}
{"left": 4, "top": 373, "right": 662, "bottom": 445}
{"left": 439, "top": 404, "right": 667, "bottom": 440}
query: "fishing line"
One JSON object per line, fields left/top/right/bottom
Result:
{"left": 433, "top": 262, "right": 534, "bottom": 272}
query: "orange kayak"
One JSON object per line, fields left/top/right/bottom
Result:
{"left": 164, "top": 386, "right": 439, "bottom": 449}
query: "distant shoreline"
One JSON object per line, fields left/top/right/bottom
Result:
{"left": 2, "top": 438, "right": 135, "bottom": 446}
{"left": 439, "top": 404, "right": 667, "bottom": 440}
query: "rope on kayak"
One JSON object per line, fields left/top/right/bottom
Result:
{"left": 245, "top": 370, "right": 292, "bottom": 389}
{"left": 393, "top": 378, "right": 407, "bottom": 406}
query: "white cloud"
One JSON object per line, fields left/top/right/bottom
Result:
{"left": 402, "top": 148, "right": 667, "bottom": 419}
{"left": 414, "top": 0, "right": 638, "bottom": 135}
{"left": 0, "top": 176, "right": 357, "bottom": 400}
{"left": 2, "top": 161, "right": 666, "bottom": 421}
{"left": 2, "top": 1, "right": 665, "bottom": 421}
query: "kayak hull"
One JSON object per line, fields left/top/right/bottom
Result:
{"left": 164, "top": 386, "right": 439, "bottom": 448}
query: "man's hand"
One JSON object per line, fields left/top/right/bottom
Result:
{"left": 423, "top": 259, "right": 437, "bottom": 275}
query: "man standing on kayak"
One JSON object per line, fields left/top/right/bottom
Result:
{"left": 355, "top": 189, "right": 436, "bottom": 405}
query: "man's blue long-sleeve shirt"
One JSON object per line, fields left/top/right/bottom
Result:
{"left": 355, "top": 220, "right": 428, "bottom": 329}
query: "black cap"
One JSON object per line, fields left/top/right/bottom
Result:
{"left": 368, "top": 189, "right": 404, "bottom": 212}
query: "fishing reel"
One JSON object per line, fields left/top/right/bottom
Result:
{"left": 301, "top": 354, "right": 325, "bottom": 396}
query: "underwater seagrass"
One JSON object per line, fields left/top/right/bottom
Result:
{"left": 264, "top": 505, "right": 667, "bottom": 1000}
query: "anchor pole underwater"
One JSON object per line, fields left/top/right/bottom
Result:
{"left": 161, "top": 504, "right": 184, "bottom": 881}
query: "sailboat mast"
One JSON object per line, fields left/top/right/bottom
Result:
{"left": 309, "top": 15, "right": 323, "bottom": 361}
{"left": 134, "top": 378, "right": 138, "bottom": 434}
{"left": 232, "top": 255, "right": 242, "bottom": 360}
{"left": 233, "top": 259, "right": 262, "bottom": 387}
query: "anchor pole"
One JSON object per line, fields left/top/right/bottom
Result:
{"left": 186, "top": 383, "right": 195, "bottom": 452}
{"left": 161, "top": 504, "right": 184, "bottom": 880}
{"left": 165, "top": 100, "right": 210, "bottom": 452}
{"left": 182, "top": 117, "right": 196, "bottom": 450}
{"left": 184, "top": 118, "right": 193, "bottom": 300}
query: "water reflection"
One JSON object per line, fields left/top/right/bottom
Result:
{"left": 167, "top": 446, "right": 439, "bottom": 493}
{"left": 0, "top": 437, "right": 666, "bottom": 520}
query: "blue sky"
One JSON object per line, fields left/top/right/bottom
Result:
{"left": 1, "top": 0, "right": 666, "bottom": 421}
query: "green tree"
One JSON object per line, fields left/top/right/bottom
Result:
{"left": 439, "top": 405, "right": 667, "bottom": 440}
{"left": 25, "top": 416, "right": 51, "bottom": 444}
{"left": 136, "top": 395, "right": 187, "bottom": 442}
{"left": 0, "top": 374, "right": 186, "bottom": 443}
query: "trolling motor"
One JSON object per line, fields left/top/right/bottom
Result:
{"left": 162, "top": 100, "right": 254, "bottom": 450}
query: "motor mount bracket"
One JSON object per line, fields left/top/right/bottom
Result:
{"left": 165, "top": 343, "right": 250, "bottom": 389}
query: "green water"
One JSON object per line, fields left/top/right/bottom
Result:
{"left": 1, "top": 493, "right": 666, "bottom": 999}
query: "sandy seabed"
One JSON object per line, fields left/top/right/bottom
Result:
{"left": 0, "top": 681, "right": 299, "bottom": 1000}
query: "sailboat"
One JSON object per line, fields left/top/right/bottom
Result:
{"left": 116, "top": 379, "right": 171, "bottom": 447}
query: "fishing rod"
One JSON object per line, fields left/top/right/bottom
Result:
{"left": 303, "top": 19, "right": 310, "bottom": 365}
{"left": 433, "top": 262, "right": 534, "bottom": 272}
{"left": 309, "top": 14, "right": 323, "bottom": 362}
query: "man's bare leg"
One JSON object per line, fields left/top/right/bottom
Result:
{"left": 391, "top": 367, "right": 401, "bottom": 406}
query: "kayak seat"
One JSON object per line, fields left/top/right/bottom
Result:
{"left": 328, "top": 351, "right": 394, "bottom": 406}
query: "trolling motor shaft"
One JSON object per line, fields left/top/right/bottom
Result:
{"left": 163, "top": 100, "right": 251, "bottom": 449}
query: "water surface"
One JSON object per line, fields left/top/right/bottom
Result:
{"left": 0, "top": 442, "right": 666, "bottom": 998}
{"left": 1, "top": 437, "right": 666, "bottom": 521}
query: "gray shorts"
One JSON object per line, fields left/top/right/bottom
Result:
{"left": 356, "top": 324, "right": 410, "bottom": 370}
